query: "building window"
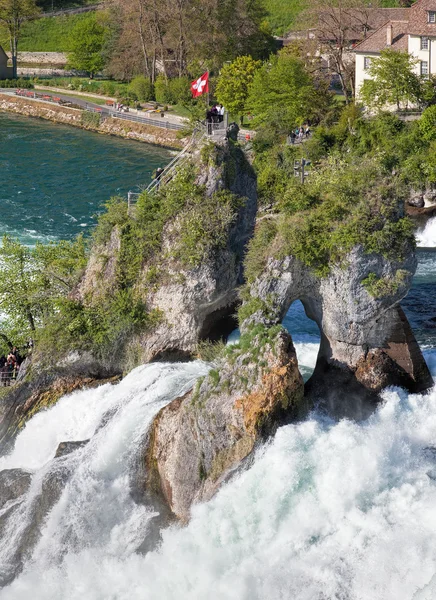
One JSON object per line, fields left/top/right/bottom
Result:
{"left": 364, "top": 56, "right": 372, "bottom": 70}
{"left": 421, "top": 60, "right": 429, "bottom": 76}
{"left": 428, "top": 11, "right": 436, "bottom": 23}
{"left": 421, "top": 36, "right": 429, "bottom": 50}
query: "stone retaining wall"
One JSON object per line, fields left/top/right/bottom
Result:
{"left": 0, "top": 94, "right": 184, "bottom": 149}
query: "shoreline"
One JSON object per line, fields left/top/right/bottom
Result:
{"left": 0, "top": 93, "right": 185, "bottom": 150}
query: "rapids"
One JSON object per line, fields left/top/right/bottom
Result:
{"left": 417, "top": 217, "right": 436, "bottom": 248}
{"left": 0, "top": 251, "right": 435, "bottom": 599}
{"left": 1, "top": 358, "right": 436, "bottom": 599}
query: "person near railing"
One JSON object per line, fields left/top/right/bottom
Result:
{"left": 154, "top": 167, "right": 164, "bottom": 189}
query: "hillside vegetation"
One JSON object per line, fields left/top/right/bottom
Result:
{"left": 262, "top": 0, "right": 406, "bottom": 36}
{"left": 0, "top": 11, "right": 96, "bottom": 52}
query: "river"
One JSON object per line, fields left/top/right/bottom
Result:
{"left": 0, "top": 112, "right": 171, "bottom": 246}
{"left": 0, "top": 114, "right": 436, "bottom": 599}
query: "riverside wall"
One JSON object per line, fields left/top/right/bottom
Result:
{"left": 0, "top": 94, "right": 184, "bottom": 149}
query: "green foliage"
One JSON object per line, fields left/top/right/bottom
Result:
{"left": 243, "top": 219, "right": 277, "bottom": 283}
{"left": 262, "top": 0, "right": 304, "bottom": 35}
{"left": 246, "top": 48, "right": 332, "bottom": 133}
{"left": 80, "top": 110, "right": 101, "bottom": 128}
{"left": 0, "top": 235, "right": 87, "bottom": 350}
{"left": 216, "top": 55, "right": 261, "bottom": 121}
{"left": 128, "top": 75, "right": 154, "bottom": 103}
{"left": 246, "top": 155, "right": 415, "bottom": 279}
{"left": 0, "top": 11, "right": 99, "bottom": 52}
{"left": 361, "top": 270, "right": 409, "bottom": 298}
{"left": 196, "top": 340, "right": 226, "bottom": 362}
{"left": 67, "top": 12, "right": 107, "bottom": 76}
{"left": 154, "top": 75, "right": 172, "bottom": 104}
{"left": 168, "top": 77, "right": 192, "bottom": 105}
{"left": 419, "top": 105, "right": 436, "bottom": 141}
{"left": 359, "top": 49, "right": 421, "bottom": 111}
{"left": 0, "top": 77, "right": 32, "bottom": 87}
{"left": 174, "top": 189, "right": 243, "bottom": 267}
{"left": 92, "top": 197, "right": 129, "bottom": 247}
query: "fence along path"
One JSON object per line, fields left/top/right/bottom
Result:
{"left": 127, "top": 124, "right": 208, "bottom": 212}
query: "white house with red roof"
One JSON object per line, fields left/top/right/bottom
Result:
{"left": 353, "top": 0, "right": 436, "bottom": 96}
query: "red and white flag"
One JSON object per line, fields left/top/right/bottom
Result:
{"left": 191, "top": 72, "right": 209, "bottom": 98}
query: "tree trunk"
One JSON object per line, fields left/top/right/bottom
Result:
{"left": 138, "top": 0, "right": 151, "bottom": 78}
{"left": 12, "top": 35, "right": 18, "bottom": 79}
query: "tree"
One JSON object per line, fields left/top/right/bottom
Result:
{"left": 360, "top": 49, "right": 421, "bottom": 111}
{"left": 67, "top": 14, "right": 107, "bottom": 78}
{"left": 216, "top": 55, "right": 261, "bottom": 124}
{"left": 0, "top": 0, "right": 40, "bottom": 78}
{"left": 108, "top": 0, "right": 274, "bottom": 82}
{"left": 0, "top": 236, "right": 86, "bottom": 352}
{"left": 300, "top": 0, "right": 381, "bottom": 101}
{"left": 246, "top": 49, "right": 332, "bottom": 133}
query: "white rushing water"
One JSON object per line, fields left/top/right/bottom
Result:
{"left": 1, "top": 345, "right": 436, "bottom": 599}
{"left": 417, "top": 217, "right": 436, "bottom": 248}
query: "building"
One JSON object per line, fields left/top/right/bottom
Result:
{"left": 354, "top": 0, "right": 436, "bottom": 97}
{"left": 0, "top": 45, "right": 13, "bottom": 79}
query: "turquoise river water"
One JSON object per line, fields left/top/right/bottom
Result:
{"left": 0, "top": 112, "right": 171, "bottom": 245}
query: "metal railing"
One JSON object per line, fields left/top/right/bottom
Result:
{"left": 0, "top": 369, "right": 19, "bottom": 386}
{"left": 111, "top": 112, "right": 184, "bottom": 131}
{"left": 127, "top": 124, "right": 207, "bottom": 213}
{"left": 127, "top": 191, "right": 141, "bottom": 213}
{"left": 146, "top": 124, "right": 206, "bottom": 193}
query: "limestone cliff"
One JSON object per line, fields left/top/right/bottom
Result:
{"left": 77, "top": 139, "right": 257, "bottom": 365}
{"left": 145, "top": 327, "right": 304, "bottom": 522}
{"left": 242, "top": 244, "right": 432, "bottom": 417}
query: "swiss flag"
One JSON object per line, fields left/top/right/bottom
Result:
{"left": 191, "top": 72, "right": 209, "bottom": 98}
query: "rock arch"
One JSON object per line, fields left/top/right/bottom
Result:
{"left": 242, "top": 245, "right": 433, "bottom": 417}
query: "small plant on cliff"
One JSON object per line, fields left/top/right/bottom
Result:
{"left": 361, "top": 270, "right": 410, "bottom": 299}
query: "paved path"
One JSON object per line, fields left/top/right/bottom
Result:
{"left": 34, "top": 85, "right": 188, "bottom": 127}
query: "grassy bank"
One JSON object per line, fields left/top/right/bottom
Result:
{"left": 0, "top": 12, "right": 96, "bottom": 52}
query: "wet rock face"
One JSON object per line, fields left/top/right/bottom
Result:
{"left": 54, "top": 440, "right": 90, "bottom": 458}
{"left": 146, "top": 328, "right": 304, "bottom": 522}
{"left": 244, "top": 245, "right": 432, "bottom": 412}
{"left": 0, "top": 469, "right": 31, "bottom": 509}
{"left": 0, "top": 358, "right": 121, "bottom": 456}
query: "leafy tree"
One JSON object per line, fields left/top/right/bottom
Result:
{"left": 216, "top": 55, "right": 261, "bottom": 124}
{"left": 67, "top": 13, "right": 107, "bottom": 78}
{"left": 0, "top": 235, "right": 86, "bottom": 352}
{"left": 419, "top": 105, "right": 436, "bottom": 141}
{"left": 0, "top": 0, "right": 40, "bottom": 78}
{"left": 246, "top": 49, "right": 331, "bottom": 133}
{"left": 359, "top": 49, "right": 421, "bottom": 111}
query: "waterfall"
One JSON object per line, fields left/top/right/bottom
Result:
{"left": 417, "top": 217, "right": 436, "bottom": 248}
{"left": 0, "top": 361, "right": 210, "bottom": 591}
{"left": 1, "top": 345, "right": 436, "bottom": 599}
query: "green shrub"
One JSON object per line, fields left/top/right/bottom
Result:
{"left": 361, "top": 270, "right": 409, "bottom": 298}
{"left": 0, "top": 78, "right": 33, "bottom": 88}
{"left": 168, "top": 76, "right": 191, "bottom": 105}
{"left": 128, "top": 75, "right": 154, "bottom": 103}
{"left": 154, "top": 74, "right": 172, "bottom": 104}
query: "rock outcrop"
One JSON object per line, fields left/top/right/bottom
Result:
{"left": 242, "top": 244, "right": 432, "bottom": 417}
{"left": 145, "top": 327, "right": 304, "bottom": 522}
{"left": 0, "top": 356, "right": 121, "bottom": 455}
{"left": 78, "top": 140, "right": 258, "bottom": 364}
